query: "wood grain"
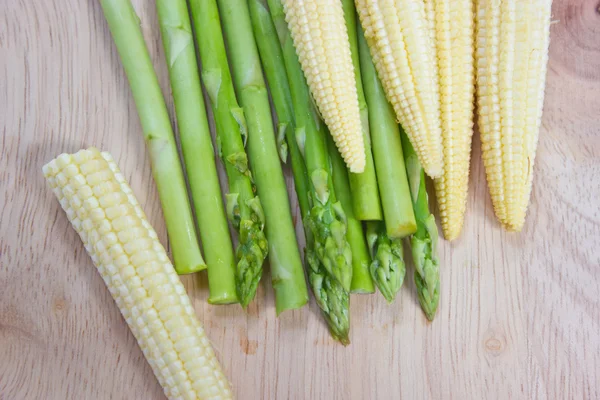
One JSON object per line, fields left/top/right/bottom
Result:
{"left": 1, "top": 0, "right": 599, "bottom": 399}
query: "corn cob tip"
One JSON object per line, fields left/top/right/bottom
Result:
{"left": 346, "top": 150, "right": 366, "bottom": 174}
{"left": 500, "top": 215, "right": 526, "bottom": 233}
{"left": 424, "top": 163, "right": 443, "bottom": 179}
{"left": 504, "top": 224, "right": 522, "bottom": 233}
{"left": 442, "top": 227, "right": 461, "bottom": 242}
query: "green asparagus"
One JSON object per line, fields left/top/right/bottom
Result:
{"left": 327, "top": 134, "right": 374, "bottom": 294}
{"left": 366, "top": 222, "right": 405, "bottom": 303}
{"left": 341, "top": 0, "right": 382, "bottom": 221}
{"left": 247, "top": 0, "right": 310, "bottom": 218}
{"left": 267, "top": 0, "right": 352, "bottom": 344}
{"left": 401, "top": 129, "right": 441, "bottom": 321}
{"left": 99, "top": 0, "right": 205, "bottom": 274}
{"left": 155, "top": 0, "right": 237, "bottom": 303}
{"left": 189, "top": 0, "right": 268, "bottom": 307}
{"left": 218, "top": 0, "right": 308, "bottom": 314}
{"left": 357, "top": 24, "right": 417, "bottom": 239}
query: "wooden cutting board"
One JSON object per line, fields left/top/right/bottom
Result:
{"left": 1, "top": 0, "right": 598, "bottom": 398}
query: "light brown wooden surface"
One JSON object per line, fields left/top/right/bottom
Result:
{"left": 1, "top": 0, "right": 599, "bottom": 399}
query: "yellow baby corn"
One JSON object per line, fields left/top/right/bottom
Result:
{"left": 356, "top": 0, "right": 444, "bottom": 178}
{"left": 475, "top": 0, "right": 552, "bottom": 231}
{"left": 43, "top": 148, "right": 232, "bottom": 400}
{"left": 282, "top": 0, "right": 365, "bottom": 173}
{"left": 431, "top": 0, "right": 476, "bottom": 240}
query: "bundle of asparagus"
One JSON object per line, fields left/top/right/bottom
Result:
{"left": 98, "top": 0, "right": 444, "bottom": 348}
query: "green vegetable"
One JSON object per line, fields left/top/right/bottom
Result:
{"left": 366, "top": 222, "right": 405, "bottom": 303}
{"left": 327, "top": 134, "right": 374, "bottom": 294}
{"left": 401, "top": 128, "right": 441, "bottom": 321}
{"left": 266, "top": 0, "right": 352, "bottom": 344}
{"left": 218, "top": 0, "right": 308, "bottom": 314}
{"left": 99, "top": 0, "right": 205, "bottom": 274}
{"left": 155, "top": 0, "right": 237, "bottom": 303}
{"left": 247, "top": 0, "right": 310, "bottom": 219}
{"left": 357, "top": 24, "right": 417, "bottom": 239}
{"left": 189, "top": 0, "right": 268, "bottom": 307}
{"left": 341, "top": 0, "right": 382, "bottom": 221}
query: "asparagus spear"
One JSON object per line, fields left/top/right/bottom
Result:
{"left": 401, "top": 129, "right": 441, "bottom": 321}
{"left": 100, "top": 0, "right": 205, "bottom": 274}
{"left": 341, "top": 0, "right": 382, "bottom": 221}
{"left": 188, "top": 0, "right": 268, "bottom": 307}
{"left": 247, "top": 0, "right": 310, "bottom": 218}
{"left": 357, "top": 24, "right": 417, "bottom": 239}
{"left": 155, "top": 0, "right": 237, "bottom": 303}
{"left": 267, "top": 0, "right": 352, "bottom": 344}
{"left": 217, "top": 0, "right": 308, "bottom": 314}
{"left": 327, "top": 134, "right": 374, "bottom": 294}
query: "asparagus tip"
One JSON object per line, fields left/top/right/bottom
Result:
{"left": 415, "top": 272, "right": 440, "bottom": 321}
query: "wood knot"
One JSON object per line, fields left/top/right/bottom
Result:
{"left": 485, "top": 338, "right": 502, "bottom": 353}
{"left": 483, "top": 332, "right": 506, "bottom": 356}
{"left": 53, "top": 297, "right": 68, "bottom": 312}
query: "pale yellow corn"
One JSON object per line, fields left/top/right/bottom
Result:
{"left": 282, "top": 0, "right": 365, "bottom": 173}
{"left": 356, "top": 0, "right": 444, "bottom": 178}
{"left": 43, "top": 148, "right": 232, "bottom": 400}
{"left": 476, "top": 0, "right": 552, "bottom": 231}
{"left": 430, "top": 0, "right": 475, "bottom": 240}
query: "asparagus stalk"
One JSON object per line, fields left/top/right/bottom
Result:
{"left": 357, "top": 24, "right": 417, "bottom": 239}
{"left": 401, "top": 129, "right": 441, "bottom": 320}
{"left": 267, "top": 0, "right": 352, "bottom": 344}
{"left": 217, "top": 0, "right": 308, "bottom": 314}
{"left": 247, "top": 0, "right": 310, "bottom": 219}
{"left": 327, "top": 134, "right": 374, "bottom": 294}
{"left": 99, "top": 0, "right": 205, "bottom": 274}
{"left": 155, "top": 0, "right": 237, "bottom": 303}
{"left": 188, "top": 0, "right": 268, "bottom": 307}
{"left": 341, "top": 0, "right": 382, "bottom": 221}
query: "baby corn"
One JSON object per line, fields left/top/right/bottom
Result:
{"left": 356, "top": 0, "right": 443, "bottom": 178}
{"left": 431, "top": 0, "right": 476, "bottom": 240}
{"left": 43, "top": 148, "right": 232, "bottom": 400}
{"left": 281, "top": 0, "right": 365, "bottom": 173}
{"left": 475, "top": 0, "right": 552, "bottom": 231}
